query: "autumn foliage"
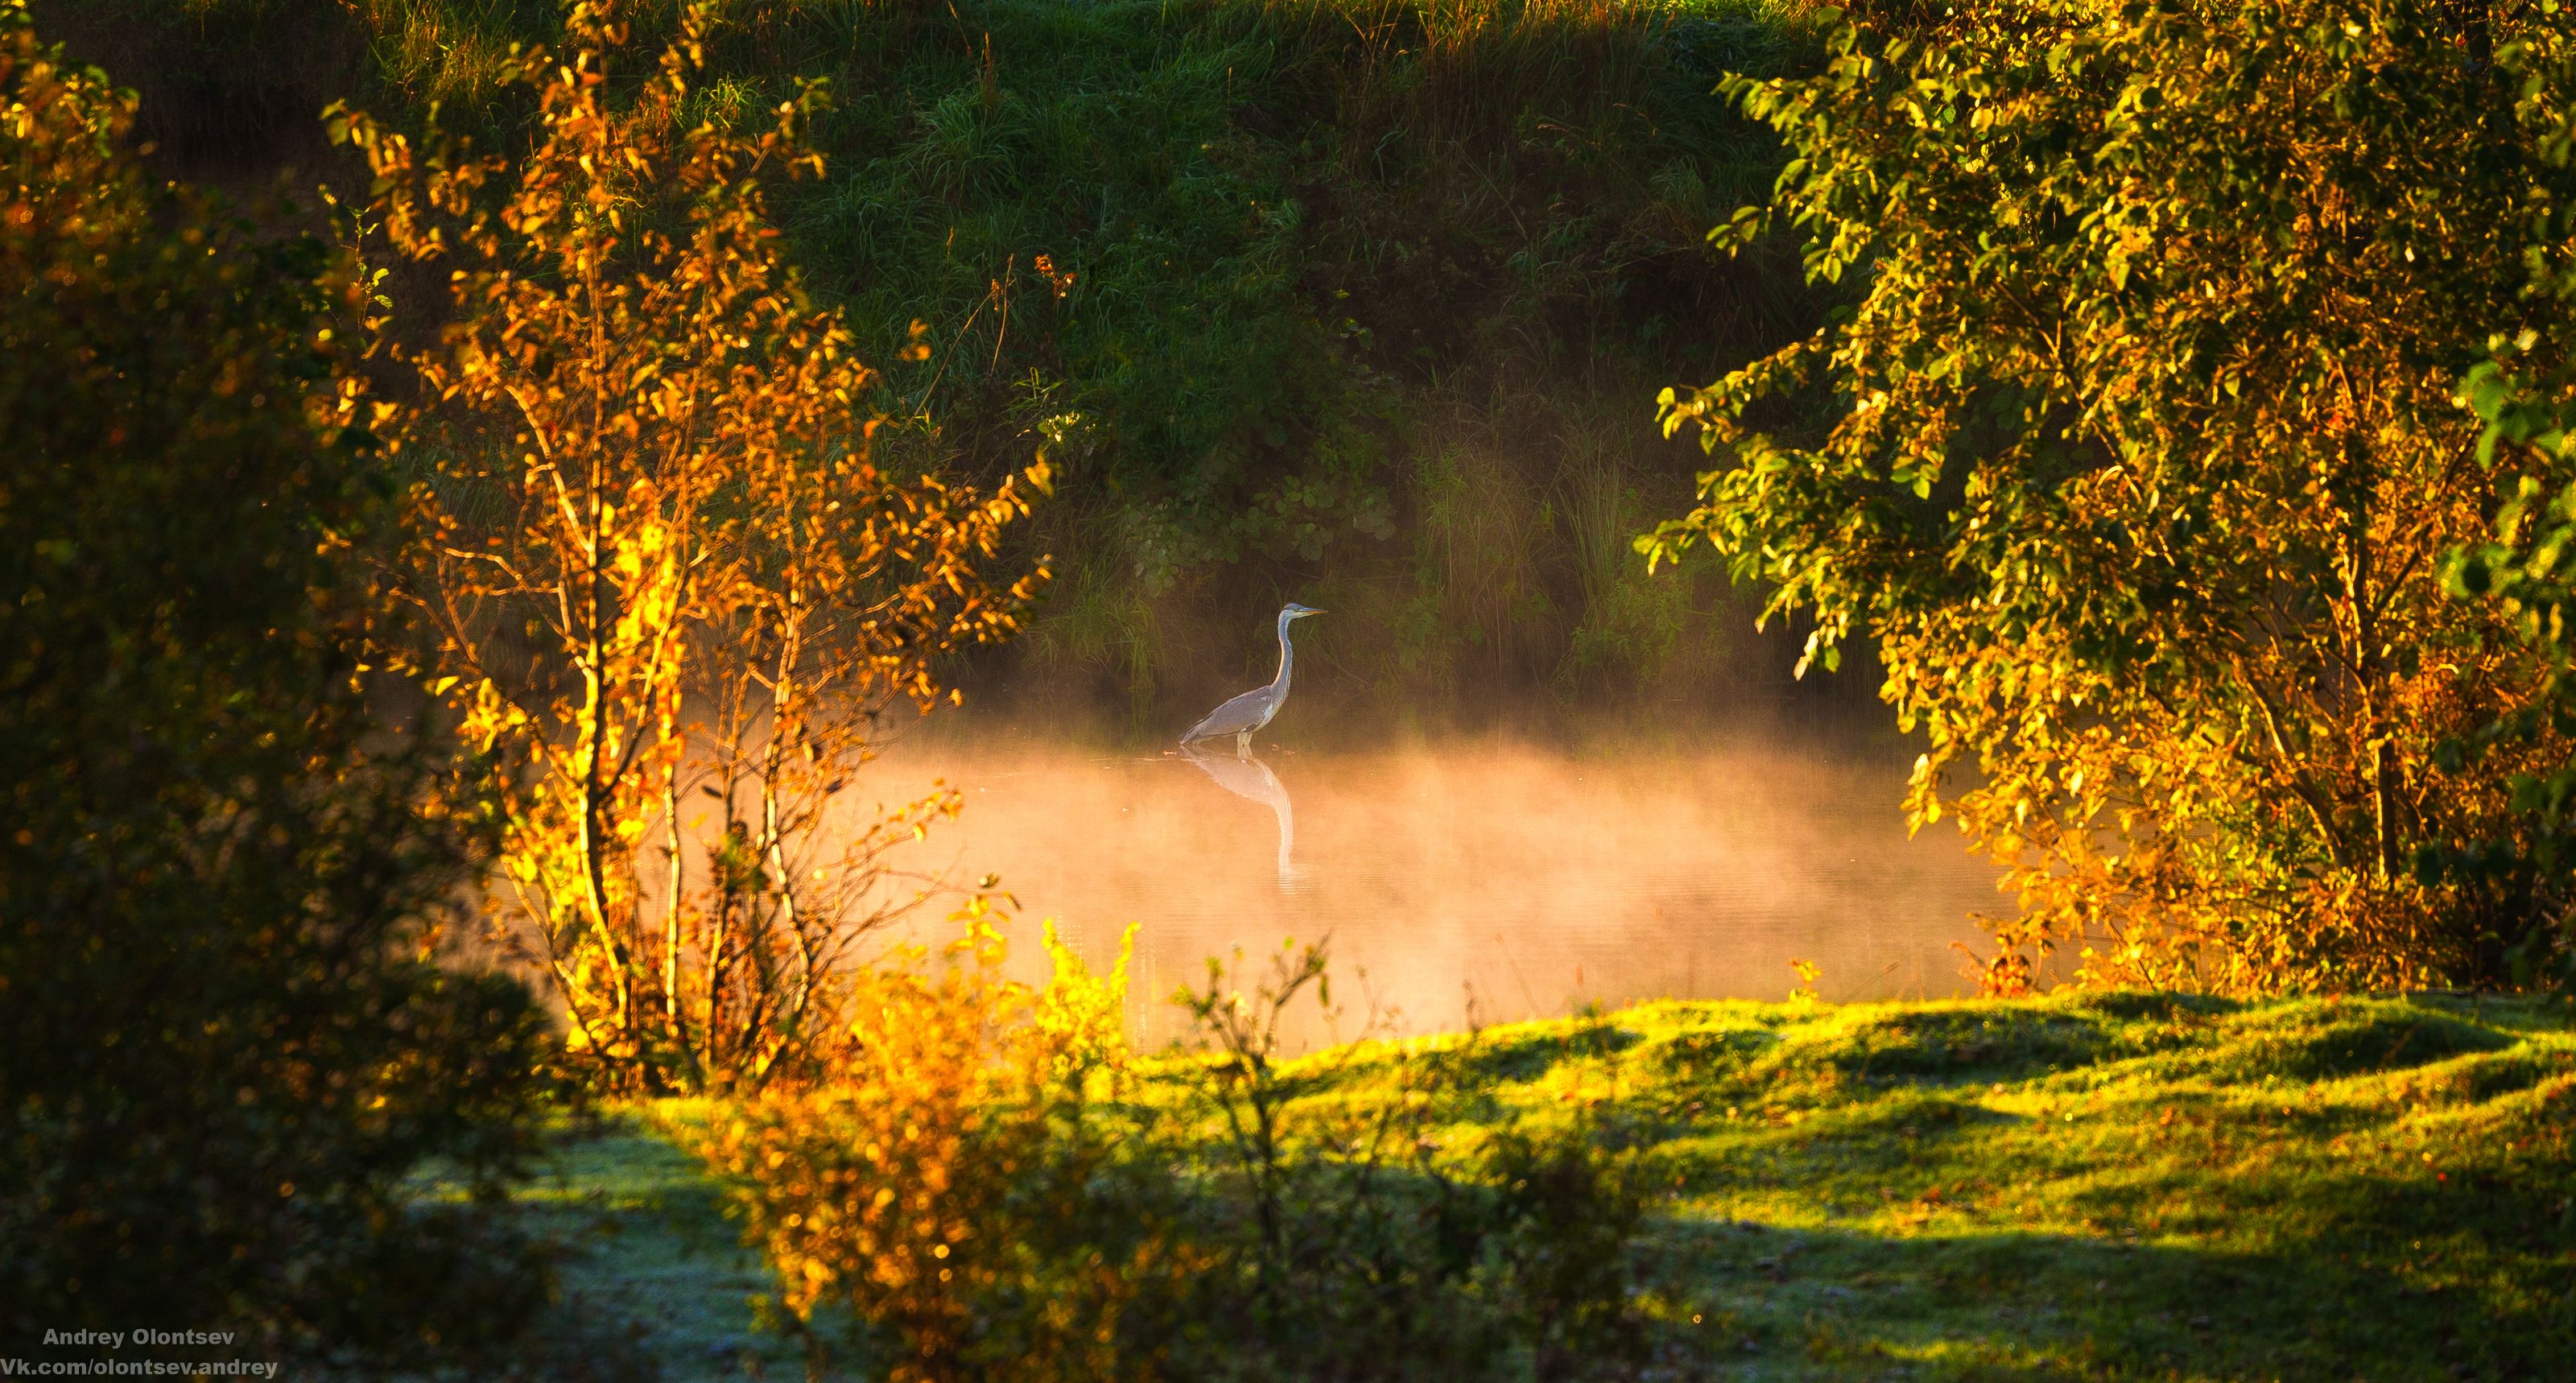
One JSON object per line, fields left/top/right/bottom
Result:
{"left": 689, "top": 910, "right": 1207, "bottom": 1383}
{"left": 334, "top": 2, "right": 1050, "bottom": 1092}
{"left": 1653, "top": 0, "right": 2576, "bottom": 993}
{"left": 687, "top": 925, "right": 1660, "bottom": 1381}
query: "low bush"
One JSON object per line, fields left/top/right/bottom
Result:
{"left": 693, "top": 907, "right": 1203, "bottom": 1382}
{"left": 692, "top": 931, "right": 1660, "bottom": 1381}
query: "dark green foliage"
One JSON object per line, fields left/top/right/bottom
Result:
{"left": 643, "top": 0, "right": 1819, "bottom": 489}
{"left": 23, "top": 0, "right": 379, "bottom": 166}
{"left": 0, "top": 7, "right": 549, "bottom": 1357}
{"left": 2435, "top": 187, "right": 2576, "bottom": 989}
{"left": 653, "top": 0, "right": 1827, "bottom": 712}
{"left": 35, "top": 0, "right": 1831, "bottom": 716}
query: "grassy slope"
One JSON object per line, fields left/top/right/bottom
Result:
{"left": 530, "top": 992, "right": 2576, "bottom": 1380}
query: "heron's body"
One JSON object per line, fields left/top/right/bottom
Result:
{"left": 1183, "top": 603, "right": 1323, "bottom": 757}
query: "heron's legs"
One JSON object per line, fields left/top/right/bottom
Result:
{"left": 1236, "top": 730, "right": 1252, "bottom": 760}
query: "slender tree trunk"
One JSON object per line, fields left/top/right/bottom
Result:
{"left": 663, "top": 770, "right": 688, "bottom": 1075}
{"left": 704, "top": 755, "right": 741, "bottom": 1073}
{"left": 576, "top": 261, "right": 631, "bottom": 1040}
{"left": 762, "top": 599, "right": 811, "bottom": 1047}
{"left": 578, "top": 658, "right": 634, "bottom": 1033}
{"left": 2339, "top": 437, "right": 2397, "bottom": 886}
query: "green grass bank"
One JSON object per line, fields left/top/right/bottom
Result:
{"left": 518, "top": 991, "right": 2576, "bottom": 1380}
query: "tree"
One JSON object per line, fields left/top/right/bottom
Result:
{"left": 0, "top": 0, "right": 547, "bottom": 1352}
{"left": 2442, "top": 361, "right": 2576, "bottom": 990}
{"left": 2434, "top": 1, "right": 2576, "bottom": 987}
{"left": 1648, "top": 0, "right": 2576, "bottom": 991}
{"left": 334, "top": 0, "right": 1050, "bottom": 1092}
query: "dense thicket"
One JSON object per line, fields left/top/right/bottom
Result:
{"left": 1652, "top": 0, "right": 2576, "bottom": 991}
{"left": 32, "top": 0, "right": 1835, "bottom": 726}
{"left": 0, "top": 2, "right": 548, "bottom": 1350}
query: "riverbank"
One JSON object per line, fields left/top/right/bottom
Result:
{"left": 518, "top": 991, "right": 2576, "bottom": 1380}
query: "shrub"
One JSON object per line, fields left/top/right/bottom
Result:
{"left": 0, "top": 0, "right": 548, "bottom": 1357}
{"left": 2442, "top": 364, "right": 2576, "bottom": 990}
{"left": 1151, "top": 940, "right": 1657, "bottom": 1381}
{"left": 698, "top": 931, "right": 1657, "bottom": 1381}
{"left": 334, "top": 0, "right": 1049, "bottom": 1093}
{"left": 690, "top": 908, "right": 1199, "bottom": 1383}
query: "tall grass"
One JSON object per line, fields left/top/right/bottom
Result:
{"left": 355, "top": 0, "right": 552, "bottom": 110}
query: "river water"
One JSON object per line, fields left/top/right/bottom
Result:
{"left": 866, "top": 733, "right": 2005, "bottom": 1047}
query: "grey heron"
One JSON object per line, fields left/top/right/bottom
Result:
{"left": 1182, "top": 602, "right": 1324, "bottom": 758}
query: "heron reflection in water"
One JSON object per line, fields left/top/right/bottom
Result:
{"left": 1180, "top": 742, "right": 1308, "bottom": 890}
{"left": 1179, "top": 602, "right": 1323, "bottom": 890}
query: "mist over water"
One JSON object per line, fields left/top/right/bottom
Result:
{"left": 869, "top": 728, "right": 2007, "bottom": 1047}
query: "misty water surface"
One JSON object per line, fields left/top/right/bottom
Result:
{"left": 869, "top": 734, "right": 2006, "bottom": 1046}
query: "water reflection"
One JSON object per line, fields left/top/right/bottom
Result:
{"left": 877, "top": 736, "right": 2008, "bottom": 1048}
{"left": 1179, "top": 742, "right": 1307, "bottom": 890}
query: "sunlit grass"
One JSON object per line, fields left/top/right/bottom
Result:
{"left": 1325, "top": 993, "right": 2576, "bottom": 1377}
{"left": 522, "top": 990, "right": 2575, "bottom": 1378}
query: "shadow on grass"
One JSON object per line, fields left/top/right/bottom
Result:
{"left": 1612, "top": 997, "right": 2576, "bottom": 1381}
{"left": 501, "top": 1116, "right": 811, "bottom": 1383}
{"left": 1653, "top": 1199, "right": 2571, "bottom": 1381}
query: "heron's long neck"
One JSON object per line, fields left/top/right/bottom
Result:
{"left": 1271, "top": 614, "right": 1296, "bottom": 695}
